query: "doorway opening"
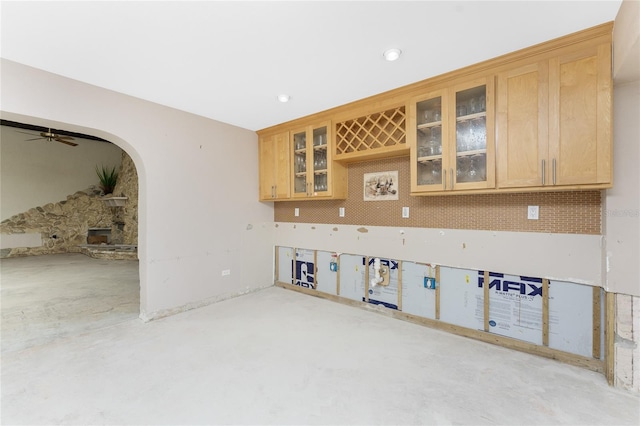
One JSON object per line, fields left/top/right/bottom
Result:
{"left": 0, "top": 120, "right": 141, "bottom": 353}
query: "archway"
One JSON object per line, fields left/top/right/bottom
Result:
{"left": 0, "top": 118, "right": 144, "bottom": 352}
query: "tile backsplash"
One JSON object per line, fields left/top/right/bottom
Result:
{"left": 274, "top": 157, "right": 601, "bottom": 235}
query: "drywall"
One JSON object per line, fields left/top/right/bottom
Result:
{"left": 274, "top": 223, "right": 603, "bottom": 286}
{"left": 605, "top": 80, "right": 640, "bottom": 297}
{"left": 613, "top": 0, "right": 640, "bottom": 84}
{"left": 0, "top": 126, "right": 122, "bottom": 220}
{"left": 0, "top": 59, "right": 275, "bottom": 318}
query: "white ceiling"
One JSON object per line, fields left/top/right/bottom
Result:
{"left": 0, "top": 1, "right": 622, "bottom": 132}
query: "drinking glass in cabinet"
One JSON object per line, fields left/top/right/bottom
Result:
{"left": 314, "top": 174, "right": 327, "bottom": 192}
{"left": 313, "top": 127, "right": 327, "bottom": 147}
{"left": 456, "top": 85, "right": 486, "bottom": 118}
{"left": 470, "top": 118, "right": 486, "bottom": 150}
{"left": 468, "top": 97, "right": 478, "bottom": 114}
{"left": 457, "top": 156, "right": 470, "bottom": 181}
{"left": 417, "top": 159, "right": 442, "bottom": 186}
{"left": 430, "top": 127, "right": 442, "bottom": 153}
{"left": 472, "top": 155, "right": 486, "bottom": 181}
{"left": 418, "top": 98, "right": 442, "bottom": 125}
{"left": 295, "top": 134, "right": 306, "bottom": 150}
{"left": 431, "top": 159, "right": 442, "bottom": 183}
{"left": 314, "top": 150, "right": 327, "bottom": 170}
{"left": 295, "top": 176, "right": 306, "bottom": 193}
{"left": 295, "top": 154, "right": 306, "bottom": 173}
{"left": 456, "top": 120, "right": 471, "bottom": 152}
{"left": 418, "top": 161, "right": 433, "bottom": 185}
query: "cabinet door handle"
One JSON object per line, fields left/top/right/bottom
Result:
{"left": 271, "top": 185, "right": 275, "bottom": 198}
{"left": 541, "top": 160, "right": 546, "bottom": 186}
{"left": 450, "top": 169, "right": 454, "bottom": 190}
{"left": 552, "top": 158, "right": 557, "bottom": 185}
{"left": 443, "top": 170, "right": 447, "bottom": 190}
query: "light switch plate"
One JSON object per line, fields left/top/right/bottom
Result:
{"left": 339, "top": 207, "right": 345, "bottom": 217}
{"left": 294, "top": 208, "right": 299, "bottom": 217}
{"left": 528, "top": 205, "right": 539, "bottom": 220}
{"left": 402, "top": 207, "right": 410, "bottom": 218}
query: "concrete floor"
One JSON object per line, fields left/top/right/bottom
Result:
{"left": 1, "top": 253, "right": 139, "bottom": 353}
{"left": 1, "top": 254, "right": 639, "bottom": 425}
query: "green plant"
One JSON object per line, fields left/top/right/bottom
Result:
{"left": 96, "top": 165, "right": 118, "bottom": 194}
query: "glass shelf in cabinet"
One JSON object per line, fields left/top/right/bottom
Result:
{"left": 456, "top": 149, "right": 486, "bottom": 157}
{"left": 456, "top": 111, "right": 486, "bottom": 122}
{"left": 417, "top": 121, "right": 443, "bottom": 130}
{"left": 417, "top": 154, "right": 443, "bottom": 163}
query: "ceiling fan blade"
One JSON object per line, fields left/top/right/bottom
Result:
{"left": 16, "top": 130, "right": 40, "bottom": 136}
{"left": 57, "top": 135, "right": 75, "bottom": 141}
{"left": 24, "top": 137, "right": 44, "bottom": 141}
{"left": 56, "top": 138, "right": 78, "bottom": 147}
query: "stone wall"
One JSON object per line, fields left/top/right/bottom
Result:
{"left": 1, "top": 187, "right": 113, "bottom": 257}
{"left": 1, "top": 150, "right": 139, "bottom": 258}
{"left": 110, "top": 151, "right": 139, "bottom": 245}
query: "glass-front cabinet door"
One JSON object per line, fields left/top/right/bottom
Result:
{"left": 449, "top": 79, "right": 495, "bottom": 191}
{"left": 292, "top": 122, "right": 330, "bottom": 198}
{"left": 411, "top": 90, "right": 448, "bottom": 192}
{"left": 293, "top": 129, "right": 308, "bottom": 196}
{"left": 411, "top": 78, "right": 495, "bottom": 193}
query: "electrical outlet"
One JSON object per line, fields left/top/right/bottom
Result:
{"left": 221, "top": 269, "right": 231, "bottom": 276}
{"left": 294, "top": 208, "right": 299, "bottom": 217}
{"left": 528, "top": 205, "right": 539, "bottom": 220}
{"left": 339, "top": 207, "right": 345, "bottom": 217}
{"left": 402, "top": 207, "right": 410, "bottom": 218}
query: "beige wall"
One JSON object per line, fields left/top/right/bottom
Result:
{"left": 0, "top": 59, "right": 275, "bottom": 319}
{"left": 0, "top": 126, "right": 122, "bottom": 220}
{"left": 607, "top": 0, "right": 640, "bottom": 298}
{"left": 605, "top": 80, "right": 640, "bottom": 297}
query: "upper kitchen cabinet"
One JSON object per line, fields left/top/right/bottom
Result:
{"left": 291, "top": 121, "right": 347, "bottom": 200}
{"left": 496, "top": 61, "right": 549, "bottom": 188}
{"left": 410, "top": 78, "right": 495, "bottom": 194}
{"left": 549, "top": 43, "right": 612, "bottom": 187}
{"left": 497, "top": 41, "right": 612, "bottom": 190}
{"left": 259, "top": 131, "right": 290, "bottom": 201}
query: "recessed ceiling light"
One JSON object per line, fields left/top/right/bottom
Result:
{"left": 277, "top": 94, "right": 291, "bottom": 103}
{"left": 383, "top": 48, "right": 402, "bottom": 61}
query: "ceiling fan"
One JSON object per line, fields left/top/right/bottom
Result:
{"left": 17, "top": 128, "right": 78, "bottom": 147}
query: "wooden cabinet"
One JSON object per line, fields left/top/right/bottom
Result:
{"left": 259, "top": 131, "right": 290, "bottom": 201}
{"left": 497, "top": 42, "right": 612, "bottom": 189}
{"left": 257, "top": 24, "right": 612, "bottom": 200}
{"left": 496, "top": 62, "right": 549, "bottom": 188}
{"left": 410, "top": 78, "right": 495, "bottom": 193}
{"left": 291, "top": 122, "right": 347, "bottom": 199}
{"left": 549, "top": 43, "right": 612, "bottom": 186}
